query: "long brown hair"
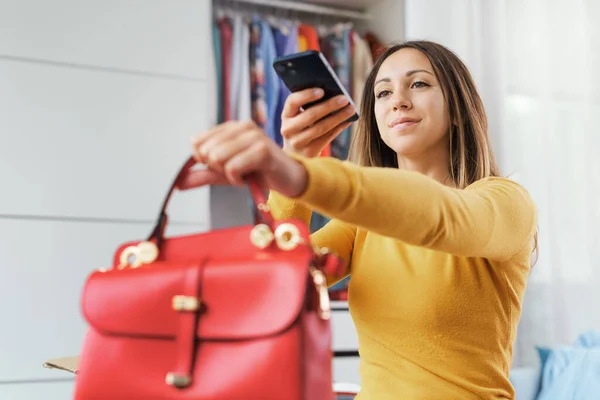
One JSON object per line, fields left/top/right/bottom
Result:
{"left": 349, "top": 40, "right": 538, "bottom": 263}
{"left": 350, "top": 40, "right": 500, "bottom": 188}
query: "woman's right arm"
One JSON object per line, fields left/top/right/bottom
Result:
{"left": 268, "top": 87, "right": 358, "bottom": 284}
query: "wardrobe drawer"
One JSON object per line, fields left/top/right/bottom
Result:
{"left": 331, "top": 303, "right": 359, "bottom": 351}
{"left": 333, "top": 356, "right": 361, "bottom": 386}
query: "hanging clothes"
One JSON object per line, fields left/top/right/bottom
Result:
{"left": 298, "top": 24, "right": 320, "bottom": 52}
{"left": 364, "top": 31, "right": 385, "bottom": 62}
{"left": 249, "top": 16, "right": 279, "bottom": 144}
{"left": 229, "top": 15, "right": 252, "bottom": 121}
{"left": 260, "top": 18, "right": 280, "bottom": 144}
{"left": 351, "top": 30, "right": 374, "bottom": 141}
{"left": 272, "top": 19, "right": 298, "bottom": 147}
{"left": 212, "top": 22, "right": 223, "bottom": 124}
{"left": 249, "top": 18, "right": 266, "bottom": 130}
{"left": 320, "top": 23, "right": 353, "bottom": 160}
{"left": 297, "top": 23, "right": 331, "bottom": 157}
{"left": 218, "top": 17, "right": 233, "bottom": 122}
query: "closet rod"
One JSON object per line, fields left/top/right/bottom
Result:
{"left": 223, "top": 0, "right": 371, "bottom": 20}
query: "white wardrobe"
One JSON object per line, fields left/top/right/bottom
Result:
{"left": 0, "top": 1, "right": 404, "bottom": 398}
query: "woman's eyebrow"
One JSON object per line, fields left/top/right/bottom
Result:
{"left": 374, "top": 69, "right": 435, "bottom": 86}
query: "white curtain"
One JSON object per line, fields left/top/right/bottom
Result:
{"left": 404, "top": 0, "right": 600, "bottom": 367}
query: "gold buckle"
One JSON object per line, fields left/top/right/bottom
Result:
{"left": 117, "top": 241, "right": 159, "bottom": 269}
{"left": 249, "top": 223, "right": 275, "bottom": 249}
{"left": 310, "top": 268, "right": 331, "bottom": 320}
{"left": 165, "top": 372, "right": 191, "bottom": 388}
{"left": 274, "top": 223, "right": 303, "bottom": 251}
{"left": 172, "top": 295, "right": 201, "bottom": 312}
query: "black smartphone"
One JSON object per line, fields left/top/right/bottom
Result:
{"left": 273, "top": 50, "right": 359, "bottom": 123}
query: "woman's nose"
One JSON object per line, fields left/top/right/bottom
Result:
{"left": 392, "top": 92, "right": 412, "bottom": 111}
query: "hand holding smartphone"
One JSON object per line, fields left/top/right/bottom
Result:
{"left": 273, "top": 50, "right": 359, "bottom": 123}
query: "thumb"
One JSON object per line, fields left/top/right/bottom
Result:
{"left": 177, "top": 169, "right": 229, "bottom": 190}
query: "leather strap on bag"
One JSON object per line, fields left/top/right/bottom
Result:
{"left": 148, "top": 156, "right": 275, "bottom": 249}
{"left": 165, "top": 262, "right": 205, "bottom": 389}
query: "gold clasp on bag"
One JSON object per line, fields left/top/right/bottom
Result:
{"left": 310, "top": 268, "right": 331, "bottom": 320}
{"left": 274, "top": 223, "right": 302, "bottom": 251}
{"left": 249, "top": 222, "right": 304, "bottom": 251}
{"left": 118, "top": 241, "right": 159, "bottom": 269}
{"left": 165, "top": 372, "right": 191, "bottom": 388}
{"left": 249, "top": 223, "right": 275, "bottom": 249}
{"left": 171, "top": 295, "right": 201, "bottom": 312}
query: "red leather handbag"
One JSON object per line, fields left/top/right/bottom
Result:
{"left": 73, "top": 156, "right": 344, "bottom": 400}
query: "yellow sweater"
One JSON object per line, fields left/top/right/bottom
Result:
{"left": 267, "top": 156, "right": 537, "bottom": 400}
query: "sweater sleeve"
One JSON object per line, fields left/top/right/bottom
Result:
{"left": 268, "top": 190, "right": 356, "bottom": 285}
{"left": 288, "top": 156, "right": 538, "bottom": 262}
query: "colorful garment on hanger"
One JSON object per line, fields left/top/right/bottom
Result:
{"left": 212, "top": 22, "right": 223, "bottom": 124}
{"left": 230, "top": 15, "right": 252, "bottom": 121}
{"left": 249, "top": 16, "right": 279, "bottom": 143}
{"left": 365, "top": 31, "right": 385, "bottom": 62}
{"left": 298, "top": 24, "right": 320, "bottom": 52}
{"left": 320, "top": 24, "right": 352, "bottom": 160}
{"left": 351, "top": 30, "right": 374, "bottom": 140}
{"left": 249, "top": 18, "right": 267, "bottom": 131}
{"left": 272, "top": 20, "right": 298, "bottom": 147}
{"left": 297, "top": 24, "right": 331, "bottom": 157}
{"left": 260, "top": 19, "right": 280, "bottom": 144}
{"left": 218, "top": 17, "right": 233, "bottom": 122}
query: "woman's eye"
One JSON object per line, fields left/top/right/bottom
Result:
{"left": 411, "top": 80, "right": 429, "bottom": 89}
{"left": 376, "top": 90, "right": 391, "bottom": 98}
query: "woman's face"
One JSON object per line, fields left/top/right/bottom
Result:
{"left": 373, "top": 48, "right": 450, "bottom": 158}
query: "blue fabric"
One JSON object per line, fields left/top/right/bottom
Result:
{"left": 272, "top": 20, "right": 297, "bottom": 147}
{"left": 536, "top": 331, "right": 600, "bottom": 400}
{"left": 320, "top": 26, "right": 352, "bottom": 160}
{"left": 537, "top": 346, "right": 552, "bottom": 372}
{"left": 212, "top": 22, "right": 223, "bottom": 124}
{"left": 259, "top": 19, "right": 280, "bottom": 144}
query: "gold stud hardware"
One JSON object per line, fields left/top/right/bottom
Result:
{"left": 118, "top": 246, "right": 141, "bottom": 269}
{"left": 172, "top": 295, "right": 201, "bottom": 312}
{"left": 137, "top": 241, "right": 159, "bottom": 264}
{"left": 256, "top": 202, "right": 271, "bottom": 213}
{"left": 117, "top": 241, "right": 159, "bottom": 269}
{"left": 274, "top": 223, "right": 303, "bottom": 251}
{"left": 312, "top": 245, "right": 330, "bottom": 256}
{"left": 249, "top": 223, "right": 275, "bottom": 249}
{"left": 310, "top": 268, "right": 331, "bottom": 320}
{"left": 165, "top": 372, "right": 191, "bottom": 388}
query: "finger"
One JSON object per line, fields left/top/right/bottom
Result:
{"left": 282, "top": 95, "right": 350, "bottom": 139}
{"left": 191, "top": 120, "right": 236, "bottom": 152}
{"left": 223, "top": 141, "right": 273, "bottom": 186}
{"left": 192, "top": 121, "right": 254, "bottom": 164}
{"left": 289, "top": 104, "right": 355, "bottom": 147}
{"left": 281, "top": 88, "right": 325, "bottom": 118}
{"left": 206, "top": 128, "right": 266, "bottom": 169}
{"left": 310, "top": 121, "right": 352, "bottom": 151}
{"left": 177, "top": 168, "right": 229, "bottom": 190}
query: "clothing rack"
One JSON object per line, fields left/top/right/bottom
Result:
{"left": 220, "top": 0, "right": 371, "bottom": 20}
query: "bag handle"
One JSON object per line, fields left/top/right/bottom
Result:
{"left": 147, "top": 156, "right": 274, "bottom": 248}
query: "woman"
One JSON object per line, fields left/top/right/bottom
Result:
{"left": 181, "top": 41, "right": 538, "bottom": 400}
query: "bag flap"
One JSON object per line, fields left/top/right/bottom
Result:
{"left": 82, "top": 255, "right": 310, "bottom": 340}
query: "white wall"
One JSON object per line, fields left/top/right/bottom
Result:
{"left": 364, "top": 0, "right": 405, "bottom": 45}
{"left": 0, "top": 1, "right": 214, "bottom": 398}
{"left": 0, "top": 1, "right": 406, "bottom": 397}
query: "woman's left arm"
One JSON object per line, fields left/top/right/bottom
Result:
{"left": 288, "top": 155, "right": 537, "bottom": 261}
